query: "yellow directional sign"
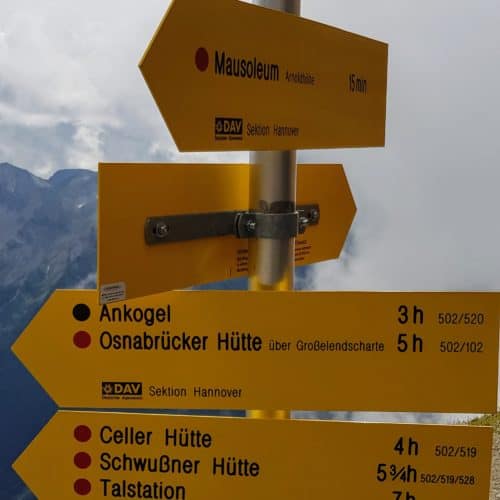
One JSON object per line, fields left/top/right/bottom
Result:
{"left": 12, "top": 289, "right": 499, "bottom": 412}
{"left": 14, "top": 411, "right": 492, "bottom": 499}
{"left": 98, "top": 163, "right": 355, "bottom": 302}
{"left": 140, "top": 0, "right": 388, "bottom": 151}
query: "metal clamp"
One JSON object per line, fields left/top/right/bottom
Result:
{"left": 145, "top": 204, "right": 319, "bottom": 245}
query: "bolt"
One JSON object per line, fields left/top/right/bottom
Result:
{"left": 299, "top": 216, "right": 309, "bottom": 233}
{"left": 246, "top": 219, "right": 256, "bottom": 233}
{"left": 154, "top": 222, "right": 169, "bottom": 238}
{"left": 310, "top": 208, "right": 319, "bottom": 222}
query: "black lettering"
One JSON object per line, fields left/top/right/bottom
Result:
{"left": 165, "top": 428, "right": 212, "bottom": 448}
{"left": 214, "top": 50, "right": 279, "bottom": 81}
{"left": 215, "top": 50, "right": 225, "bottom": 74}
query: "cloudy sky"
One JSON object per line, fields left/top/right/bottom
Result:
{"left": 304, "top": 0, "right": 500, "bottom": 293}
{"left": 1, "top": 0, "right": 499, "bottom": 295}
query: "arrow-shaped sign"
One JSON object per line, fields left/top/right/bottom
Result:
{"left": 12, "top": 289, "right": 499, "bottom": 412}
{"left": 98, "top": 163, "right": 356, "bottom": 302}
{"left": 14, "top": 411, "right": 492, "bottom": 499}
{"left": 140, "top": 0, "right": 388, "bottom": 151}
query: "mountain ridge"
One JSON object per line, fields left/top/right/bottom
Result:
{"left": 0, "top": 162, "right": 97, "bottom": 347}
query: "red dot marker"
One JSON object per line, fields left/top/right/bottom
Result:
{"left": 74, "top": 452, "right": 92, "bottom": 469}
{"left": 73, "top": 331, "right": 91, "bottom": 349}
{"left": 74, "top": 425, "right": 92, "bottom": 442}
{"left": 195, "top": 47, "right": 209, "bottom": 71}
{"left": 74, "top": 478, "right": 91, "bottom": 496}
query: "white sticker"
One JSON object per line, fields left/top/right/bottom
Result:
{"left": 100, "top": 282, "right": 126, "bottom": 303}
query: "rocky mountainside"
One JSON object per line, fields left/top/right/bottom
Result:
{"left": 0, "top": 162, "right": 97, "bottom": 348}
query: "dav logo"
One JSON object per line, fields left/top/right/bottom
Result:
{"left": 215, "top": 117, "right": 243, "bottom": 141}
{"left": 101, "top": 381, "right": 143, "bottom": 400}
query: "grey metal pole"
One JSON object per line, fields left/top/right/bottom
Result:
{"left": 248, "top": 0, "right": 300, "bottom": 292}
{"left": 252, "top": 0, "right": 300, "bottom": 13}
{"left": 248, "top": 150, "right": 297, "bottom": 290}
{"left": 247, "top": 0, "right": 300, "bottom": 419}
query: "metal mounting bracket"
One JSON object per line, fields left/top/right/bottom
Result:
{"left": 145, "top": 204, "right": 320, "bottom": 245}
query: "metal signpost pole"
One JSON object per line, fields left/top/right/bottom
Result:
{"left": 247, "top": 0, "right": 300, "bottom": 420}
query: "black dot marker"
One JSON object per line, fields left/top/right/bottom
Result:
{"left": 73, "top": 303, "right": 91, "bottom": 322}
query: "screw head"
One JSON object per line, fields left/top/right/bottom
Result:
{"left": 154, "top": 222, "right": 170, "bottom": 238}
{"left": 246, "top": 220, "right": 256, "bottom": 232}
{"left": 310, "top": 209, "right": 319, "bottom": 222}
{"left": 298, "top": 216, "right": 309, "bottom": 233}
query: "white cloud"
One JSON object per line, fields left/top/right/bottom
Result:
{"left": 67, "top": 123, "right": 104, "bottom": 170}
{"left": 0, "top": 0, "right": 180, "bottom": 175}
{"left": 292, "top": 0, "right": 500, "bottom": 294}
{"left": 0, "top": 101, "right": 67, "bottom": 127}
{"left": 292, "top": 410, "right": 481, "bottom": 425}
{"left": 304, "top": 155, "right": 500, "bottom": 292}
